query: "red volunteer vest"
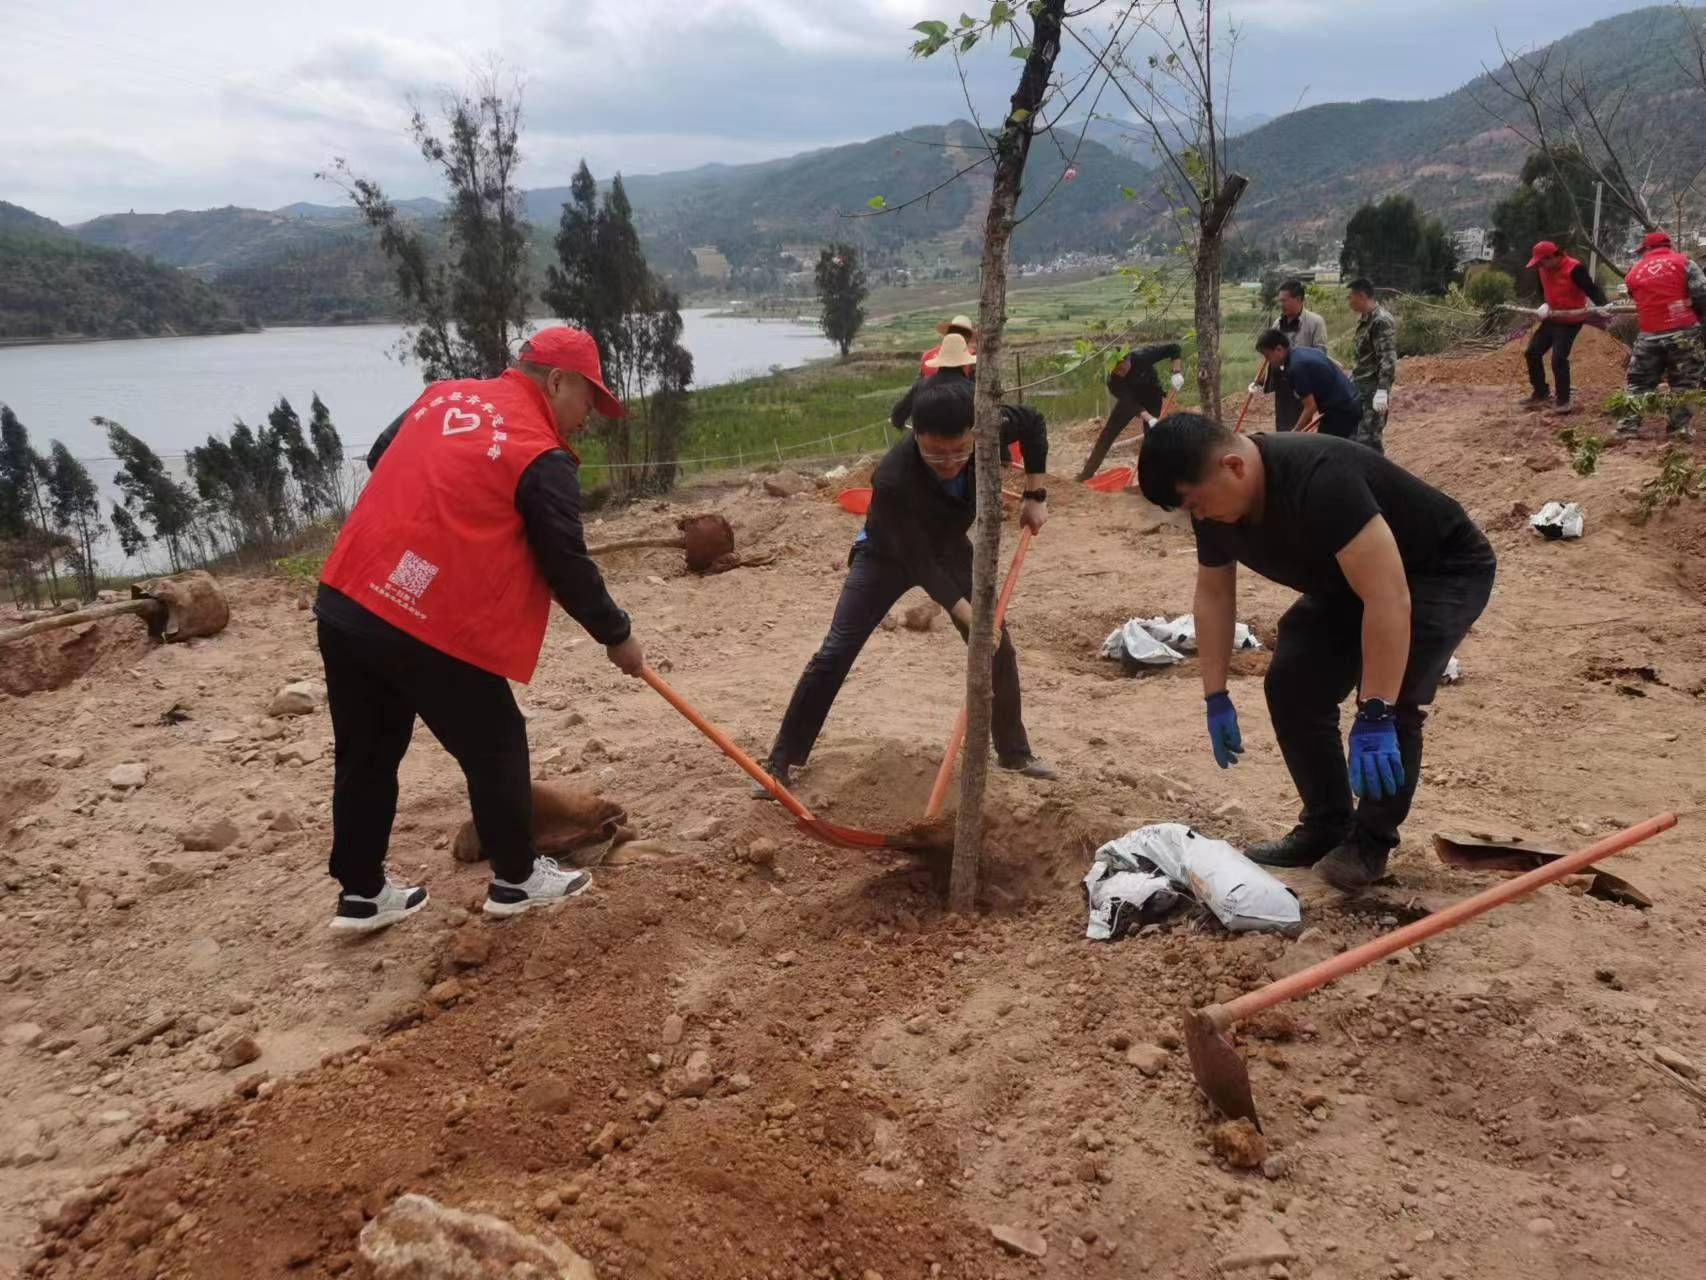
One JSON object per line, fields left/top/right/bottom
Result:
{"left": 321, "top": 369, "right": 565, "bottom": 682}
{"left": 1538, "top": 254, "right": 1588, "bottom": 322}
{"left": 1626, "top": 249, "right": 1699, "bottom": 334}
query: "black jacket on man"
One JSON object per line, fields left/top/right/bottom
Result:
{"left": 865, "top": 395, "right": 1047, "bottom": 609}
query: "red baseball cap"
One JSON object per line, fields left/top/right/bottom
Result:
{"left": 1526, "top": 240, "right": 1559, "bottom": 268}
{"left": 518, "top": 326, "right": 626, "bottom": 419}
{"left": 1643, "top": 229, "right": 1672, "bottom": 251}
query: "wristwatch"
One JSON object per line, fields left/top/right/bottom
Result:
{"left": 1022, "top": 488, "right": 1048, "bottom": 502}
{"left": 1356, "top": 697, "right": 1396, "bottom": 721}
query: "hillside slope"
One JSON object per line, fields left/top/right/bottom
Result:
{"left": 1228, "top": 4, "right": 1706, "bottom": 241}
{"left": 0, "top": 226, "right": 246, "bottom": 342}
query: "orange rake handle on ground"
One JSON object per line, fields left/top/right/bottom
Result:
{"left": 1202, "top": 812, "right": 1677, "bottom": 1032}
{"left": 923, "top": 528, "right": 1035, "bottom": 820}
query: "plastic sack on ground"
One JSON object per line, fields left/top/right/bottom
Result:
{"left": 1101, "top": 619, "right": 1183, "bottom": 668}
{"left": 1091, "top": 822, "right": 1302, "bottom": 935}
{"left": 1082, "top": 861, "right": 1181, "bottom": 940}
{"left": 1134, "top": 613, "right": 1262, "bottom": 654}
{"left": 1442, "top": 656, "right": 1463, "bottom": 684}
{"left": 1530, "top": 501, "right": 1584, "bottom": 540}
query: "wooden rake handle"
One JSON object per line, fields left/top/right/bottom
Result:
{"left": 923, "top": 528, "right": 1035, "bottom": 820}
{"left": 1232, "top": 361, "right": 1267, "bottom": 434}
{"left": 1205, "top": 812, "right": 1677, "bottom": 1031}
{"left": 0, "top": 597, "right": 161, "bottom": 648}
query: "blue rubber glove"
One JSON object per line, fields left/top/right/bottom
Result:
{"left": 1347, "top": 710, "right": 1404, "bottom": 799}
{"left": 1205, "top": 691, "right": 1242, "bottom": 769}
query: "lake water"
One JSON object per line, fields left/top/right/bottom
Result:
{"left": 0, "top": 310, "right": 835, "bottom": 572}
{"left": 0, "top": 309, "right": 835, "bottom": 462}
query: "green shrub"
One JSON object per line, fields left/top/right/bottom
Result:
{"left": 1394, "top": 288, "right": 1481, "bottom": 357}
{"left": 1466, "top": 269, "right": 1514, "bottom": 312}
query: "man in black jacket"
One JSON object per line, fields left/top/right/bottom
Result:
{"left": 760, "top": 379, "right": 1057, "bottom": 787}
{"left": 1076, "top": 340, "right": 1185, "bottom": 480}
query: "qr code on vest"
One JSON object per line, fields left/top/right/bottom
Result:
{"left": 387, "top": 550, "right": 440, "bottom": 600}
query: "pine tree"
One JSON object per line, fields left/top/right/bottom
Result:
{"left": 47, "top": 442, "right": 105, "bottom": 598}
{"left": 814, "top": 243, "right": 868, "bottom": 357}
{"left": 109, "top": 505, "right": 147, "bottom": 560}
{"left": 1, "top": 404, "right": 61, "bottom": 603}
{"left": 1341, "top": 196, "right": 1458, "bottom": 295}
{"left": 308, "top": 393, "right": 348, "bottom": 517}
{"left": 324, "top": 71, "right": 530, "bottom": 381}
{"left": 270, "top": 396, "right": 330, "bottom": 521}
{"left": 99, "top": 416, "right": 198, "bottom": 571}
{"left": 544, "top": 164, "right": 694, "bottom": 498}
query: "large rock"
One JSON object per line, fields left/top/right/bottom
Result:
{"left": 902, "top": 604, "right": 937, "bottom": 633}
{"left": 267, "top": 682, "right": 319, "bottom": 718}
{"left": 762, "top": 471, "right": 812, "bottom": 498}
{"left": 181, "top": 817, "right": 241, "bottom": 853}
{"left": 359, "top": 1193, "right": 598, "bottom": 1279}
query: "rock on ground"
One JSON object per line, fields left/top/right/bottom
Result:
{"left": 990, "top": 1224, "right": 1048, "bottom": 1258}
{"left": 180, "top": 817, "right": 240, "bottom": 852}
{"left": 267, "top": 682, "right": 319, "bottom": 717}
{"left": 359, "top": 1193, "right": 597, "bottom": 1279}
{"left": 902, "top": 604, "right": 937, "bottom": 633}
{"left": 1211, "top": 1118, "right": 1269, "bottom": 1169}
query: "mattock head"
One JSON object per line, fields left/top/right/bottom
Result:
{"left": 1184, "top": 1004, "right": 1261, "bottom": 1130}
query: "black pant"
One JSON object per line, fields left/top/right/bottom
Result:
{"left": 1318, "top": 403, "right": 1361, "bottom": 440}
{"left": 317, "top": 617, "right": 536, "bottom": 895}
{"left": 1273, "top": 375, "right": 1302, "bottom": 432}
{"left": 1262, "top": 564, "right": 1494, "bottom": 853}
{"left": 1078, "top": 375, "right": 1164, "bottom": 478}
{"left": 769, "top": 544, "right": 1031, "bottom": 767}
{"left": 1525, "top": 321, "right": 1582, "bottom": 403}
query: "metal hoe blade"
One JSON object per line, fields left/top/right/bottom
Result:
{"left": 1184, "top": 1006, "right": 1259, "bottom": 1129}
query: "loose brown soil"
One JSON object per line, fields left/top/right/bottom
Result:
{"left": 4, "top": 371, "right": 1706, "bottom": 1279}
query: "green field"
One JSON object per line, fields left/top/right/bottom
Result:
{"left": 573, "top": 270, "right": 1415, "bottom": 491}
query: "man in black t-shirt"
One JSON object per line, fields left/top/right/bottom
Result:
{"left": 1136, "top": 414, "right": 1496, "bottom": 890}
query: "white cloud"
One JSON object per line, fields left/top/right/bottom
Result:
{"left": 1, "top": 0, "right": 1665, "bottom": 222}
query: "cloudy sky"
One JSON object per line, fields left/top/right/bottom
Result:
{"left": 4, "top": 0, "right": 1660, "bottom": 223}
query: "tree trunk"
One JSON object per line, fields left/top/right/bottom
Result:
{"left": 948, "top": 0, "right": 1066, "bottom": 916}
{"left": 1191, "top": 173, "right": 1249, "bottom": 426}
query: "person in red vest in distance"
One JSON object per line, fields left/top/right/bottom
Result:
{"left": 1619, "top": 228, "right": 1706, "bottom": 439}
{"left": 919, "top": 314, "right": 976, "bottom": 376}
{"left": 315, "top": 326, "right": 643, "bottom": 932}
{"left": 1520, "top": 240, "right": 1608, "bottom": 415}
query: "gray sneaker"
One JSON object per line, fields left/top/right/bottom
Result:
{"left": 999, "top": 755, "right": 1059, "bottom": 781}
{"left": 484, "top": 857, "right": 591, "bottom": 917}
{"left": 331, "top": 877, "right": 428, "bottom": 933}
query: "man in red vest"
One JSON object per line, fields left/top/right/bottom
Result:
{"left": 315, "top": 326, "right": 643, "bottom": 931}
{"left": 1620, "top": 229, "right": 1706, "bottom": 438}
{"left": 1521, "top": 240, "right": 1608, "bottom": 415}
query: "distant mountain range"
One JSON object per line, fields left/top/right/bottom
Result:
{"left": 3, "top": 5, "right": 1702, "bottom": 338}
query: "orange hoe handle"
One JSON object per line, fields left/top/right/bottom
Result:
{"left": 1206, "top": 812, "right": 1678, "bottom": 1031}
{"left": 1295, "top": 413, "right": 1320, "bottom": 434}
{"left": 639, "top": 667, "right": 817, "bottom": 825}
{"left": 923, "top": 528, "right": 1034, "bottom": 819}
{"left": 1232, "top": 362, "right": 1267, "bottom": 434}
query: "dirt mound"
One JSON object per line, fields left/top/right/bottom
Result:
{"left": 1407, "top": 322, "right": 1630, "bottom": 393}
{"left": 0, "top": 614, "right": 155, "bottom": 696}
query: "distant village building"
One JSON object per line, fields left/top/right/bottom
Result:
{"left": 1452, "top": 228, "right": 1493, "bottom": 263}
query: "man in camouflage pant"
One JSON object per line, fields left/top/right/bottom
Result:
{"left": 1620, "top": 229, "right": 1706, "bottom": 440}
{"left": 1347, "top": 277, "right": 1397, "bottom": 453}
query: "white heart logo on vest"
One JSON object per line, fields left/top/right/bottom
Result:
{"left": 442, "top": 408, "right": 482, "bottom": 436}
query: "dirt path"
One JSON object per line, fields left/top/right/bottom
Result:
{"left": 3, "top": 365, "right": 1705, "bottom": 1279}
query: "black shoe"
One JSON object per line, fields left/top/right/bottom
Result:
{"left": 1317, "top": 841, "right": 1390, "bottom": 893}
{"left": 1245, "top": 825, "right": 1349, "bottom": 869}
{"left": 751, "top": 760, "right": 791, "bottom": 799}
{"left": 998, "top": 754, "right": 1058, "bottom": 780}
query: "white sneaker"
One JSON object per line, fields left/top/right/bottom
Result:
{"left": 484, "top": 857, "right": 592, "bottom": 917}
{"left": 330, "top": 878, "right": 429, "bottom": 932}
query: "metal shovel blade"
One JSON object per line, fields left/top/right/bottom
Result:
{"left": 1184, "top": 1006, "right": 1259, "bottom": 1129}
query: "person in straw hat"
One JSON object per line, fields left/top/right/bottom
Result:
{"left": 920, "top": 313, "right": 977, "bottom": 375}
{"left": 891, "top": 331, "right": 977, "bottom": 433}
